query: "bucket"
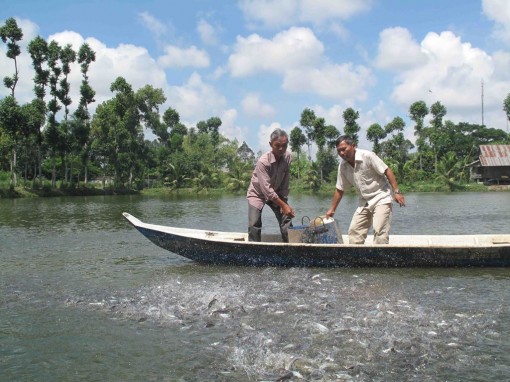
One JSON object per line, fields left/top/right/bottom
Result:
{"left": 288, "top": 216, "right": 343, "bottom": 244}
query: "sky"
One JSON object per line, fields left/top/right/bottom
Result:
{"left": 2, "top": 0, "right": 510, "bottom": 154}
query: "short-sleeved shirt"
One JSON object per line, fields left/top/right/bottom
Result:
{"left": 247, "top": 150, "right": 291, "bottom": 210}
{"left": 335, "top": 148, "right": 392, "bottom": 212}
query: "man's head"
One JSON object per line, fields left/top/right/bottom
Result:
{"left": 335, "top": 135, "right": 356, "bottom": 164}
{"left": 269, "top": 129, "right": 289, "bottom": 160}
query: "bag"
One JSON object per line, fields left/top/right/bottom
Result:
{"left": 288, "top": 216, "right": 343, "bottom": 244}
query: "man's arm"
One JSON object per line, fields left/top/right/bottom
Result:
{"left": 385, "top": 168, "right": 406, "bottom": 207}
{"left": 274, "top": 196, "right": 295, "bottom": 217}
{"left": 326, "top": 188, "right": 344, "bottom": 217}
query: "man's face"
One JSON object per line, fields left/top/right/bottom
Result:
{"left": 336, "top": 140, "right": 356, "bottom": 162}
{"left": 270, "top": 136, "right": 288, "bottom": 160}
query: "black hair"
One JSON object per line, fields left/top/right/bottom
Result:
{"left": 335, "top": 135, "right": 355, "bottom": 147}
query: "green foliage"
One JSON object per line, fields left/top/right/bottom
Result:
{"left": 303, "top": 162, "right": 322, "bottom": 192}
{"left": 342, "top": 107, "right": 360, "bottom": 143}
{"left": 225, "top": 158, "right": 252, "bottom": 192}
{"left": 504, "top": 93, "right": 510, "bottom": 122}
{"left": 434, "top": 152, "right": 469, "bottom": 191}
{"left": 3, "top": 19, "right": 510, "bottom": 197}
{"left": 0, "top": 17, "right": 23, "bottom": 96}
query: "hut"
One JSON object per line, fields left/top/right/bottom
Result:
{"left": 470, "top": 145, "right": 510, "bottom": 184}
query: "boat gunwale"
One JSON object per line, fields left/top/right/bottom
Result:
{"left": 122, "top": 213, "right": 510, "bottom": 249}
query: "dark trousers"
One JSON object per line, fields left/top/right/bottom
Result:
{"left": 248, "top": 201, "right": 292, "bottom": 242}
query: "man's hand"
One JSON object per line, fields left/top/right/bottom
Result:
{"left": 394, "top": 193, "right": 406, "bottom": 207}
{"left": 281, "top": 203, "right": 295, "bottom": 218}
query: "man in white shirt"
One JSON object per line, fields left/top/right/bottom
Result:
{"left": 326, "top": 135, "right": 406, "bottom": 244}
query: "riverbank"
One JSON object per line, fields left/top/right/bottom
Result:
{"left": 0, "top": 181, "right": 506, "bottom": 199}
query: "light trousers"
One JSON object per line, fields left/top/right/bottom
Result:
{"left": 348, "top": 203, "right": 392, "bottom": 244}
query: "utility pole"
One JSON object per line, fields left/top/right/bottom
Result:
{"left": 481, "top": 78, "right": 485, "bottom": 127}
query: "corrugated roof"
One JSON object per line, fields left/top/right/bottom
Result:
{"left": 479, "top": 145, "right": 510, "bottom": 166}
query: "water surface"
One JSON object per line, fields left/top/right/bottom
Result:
{"left": 1, "top": 192, "right": 509, "bottom": 381}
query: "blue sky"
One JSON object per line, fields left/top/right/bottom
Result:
{"left": 2, "top": 0, "right": 510, "bottom": 153}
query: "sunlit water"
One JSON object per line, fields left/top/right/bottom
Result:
{"left": 1, "top": 192, "right": 509, "bottom": 381}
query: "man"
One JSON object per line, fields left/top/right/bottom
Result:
{"left": 247, "top": 128, "right": 295, "bottom": 242}
{"left": 325, "top": 135, "right": 406, "bottom": 244}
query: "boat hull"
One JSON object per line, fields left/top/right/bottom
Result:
{"left": 124, "top": 213, "right": 510, "bottom": 268}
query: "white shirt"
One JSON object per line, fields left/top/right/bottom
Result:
{"left": 335, "top": 148, "right": 392, "bottom": 212}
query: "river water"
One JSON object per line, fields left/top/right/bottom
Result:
{"left": 1, "top": 192, "right": 509, "bottom": 381}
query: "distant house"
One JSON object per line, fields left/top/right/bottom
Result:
{"left": 470, "top": 145, "right": 510, "bottom": 184}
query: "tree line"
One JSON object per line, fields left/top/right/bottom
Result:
{"left": 1, "top": 18, "right": 510, "bottom": 193}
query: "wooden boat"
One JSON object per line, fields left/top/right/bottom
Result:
{"left": 123, "top": 213, "right": 510, "bottom": 267}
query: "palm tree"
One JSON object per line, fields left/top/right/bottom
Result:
{"left": 435, "top": 152, "right": 466, "bottom": 191}
{"left": 225, "top": 159, "right": 252, "bottom": 192}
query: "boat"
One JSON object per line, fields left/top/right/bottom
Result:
{"left": 123, "top": 213, "right": 510, "bottom": 267}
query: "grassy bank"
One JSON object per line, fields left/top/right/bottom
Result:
{"left": 0, "top": 180, "right": 505, "bottom": 199}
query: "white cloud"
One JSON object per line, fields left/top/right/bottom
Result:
{"left": 228, "top": 26, "right": 373, "bottom": 101}
{"left": 257, "top": 122, "right": 282, "bottom": 153}
{"left": 299, "top": 0, "right": 372, "bottom": 24}
{"left": 157, "top": 45, "right": 210, "bottom": 68}
{"left": 383, "top": 29, "right": 510, "bottom": 131}
{"left": 83, "top": 38, "right": 167, "bottom": 106}
{"left": 482, "top": 0, "right": 510, "bottom": 43}
{"left": 329, "top": 22, "right": 350, "bottom": 41}
{"left": 197, "top": 19, "right": 219, "bottom": 45}
{"left": 165, "top": 72, "right": 227, "bottom": 121}
{"left": 283, "top": 63, "right": 373, "bottom": 101}
{"left": 238, "top": 0, "right": 297, "bottom": 29}
{"left": 375, "top": 27, "right": 427, "bottom": 70}
{"left": 238, "top": 0, "right": 372, "bottom": 28}
{"left": 228, "top": 27, "right": 323, "bottom": 77}
{"left": 138, "top": 11, "right": 168, "bottom": 40}
{"left": 391, "top": 31, "right": 493, "bottom": 108}
{"left": 219, "top": 108, "right": 247, "bottom": 143}
{"left": 241, "top": 93, "right": 275, "bottom": 119}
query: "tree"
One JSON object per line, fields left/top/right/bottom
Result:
{"left": 28, "top": 36, "right": 49, "bottom": 181}
{"left": 313, "top": 117, "right": 327, "bottom": 150}
{"left": 90, "top": 77, "right": 145, "bottom": 188}
{"left": 207, "top": 116, "right": 222, "bottom": 149}
{"left": 300, "top": 108, "right": 316, "bottom": 160}
{"left": 0, "top": 17, "right": 23, "bottom": 97}
{"left": 58, "top": 44, "right": 76, "bottom": 121}
{"left": 225, "top": 155, "right": 252, "bottom": 192}
{"left": 19, "top": 99, "right": 45, "bottom": 183}
{"left": 342, "top": 107, "right": 360, "bottom": 144}
{"left": 57, "top": 44, "right": 76, "bottom": 183}
{"left": 159, "top": 107, "right": 179, "bottom": 144}
{"left": 366, "top": 123, "right": 386, "bottom": 155}
{"left": 237, "top": 141, "right": 255, "bottom": 164}
{"left": 409, "top": 100, "right": 429, "bottom": 170}
{"left": 427, "top": 101, "right": 448, "bottom": 173}
{"left": 43, "top": 40, "right": 65, "bottom": 186}
{"left": 0, "top": 17, "right": 23, "bottom": 186}
{"left": 379, "top": 117, "right": 414, "bottom": 179}
{"left": 290, "top": 126, "right": 306, "bottom": 180}
{"left": 504, "top": 93, "right": 510, "bottom": 123}
{"left": 0, "top": 96, "right": 22, "bottom": 186}
{"left": 73, "top": 42, "right": 96, "bottom": 184}
{"left": 435, "top": 152, "right": 467, "bottom": 191}
{"left": 324, "top": 124, "right": 340, "bottom": 148}
{"left": 196, "top": 120, "right": 208, "bottom": 134}
{"left": 137, "top": 85, "right": 166, "bottom": 143}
